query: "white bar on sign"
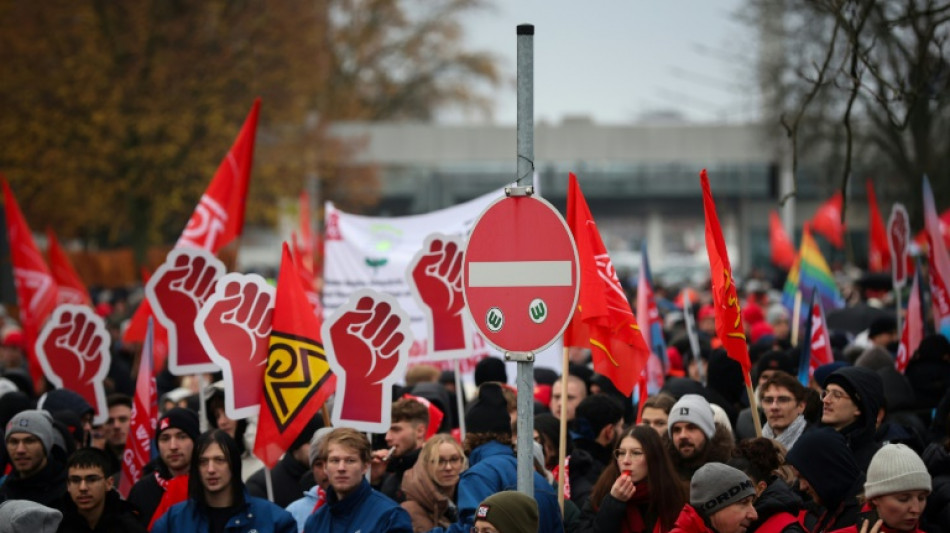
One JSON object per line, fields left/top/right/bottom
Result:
{"left": 468, "top": 261, "right": 572, "bottom": 287}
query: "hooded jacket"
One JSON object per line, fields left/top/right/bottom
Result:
{"left": 748, "top": 480, "right": 807, "bottom": 533}
{"left": 0, "top": 453, "right": 68, "bottom": 508}
{"left": 399, "top": 454, "right": 456, "bottom": 532}
{"left": 303, "top": 478, "right": 412, "bottom": 533}
{"left": 921, "top": 441, "right": 950, "bottom": 533}
{"left": 669, "top": 505, "right": 713, "bottom": 533}
{"left": 152, "top": 490, "right": 296, "bottom": 533}
{"left": 785, "top": 428, "right": 863, "bottom": 533}
{"left": 823, "top": 367, "right": 884, "bottom": 473}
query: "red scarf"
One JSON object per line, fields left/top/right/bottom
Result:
{"left": 622, "top": 482, "right": 655, "bottom": 533}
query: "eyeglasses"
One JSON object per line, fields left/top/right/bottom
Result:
{"left": 437, "top": 456, "right": 463, "bottom": 467}
{"left": 67, "top": 474, "right": 105, "bottom": 486}
{"left": 613, "top": 449, "right": 645, "bottom": 460}
{"left": 760, "top": 395, "right": 795, "bottom": 405}
{"left": 820, "top": 389, "right": 849, "bottom": 402}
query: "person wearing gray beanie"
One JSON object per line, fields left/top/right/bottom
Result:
{"left": 285, "top": 426, "right": 336, "bottom": 532}
{"left": 0, "top": 500, "right": 63, "bottom": 533}
{"left": 670, "top": 462, "right": 758, "bottom": 533}
{"left": 0, "top": 410, "right": 69, "bottom": 508}
{"left": 859, "top": 444, "right": 932, "bottom": 533}
{"left": 668, "top": 394, "right": 716, "bottom": 441}
{"left": 666, "top": 394, "right": 734, "bottom": 482}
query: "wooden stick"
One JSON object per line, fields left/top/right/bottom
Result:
{"left": 746, "top": 378, "right": 763, "bottom": 437}
{"left": 790, "top": 290, "right": 803, "bottom": 347}
{"left": 556, "top": 347, "right": 569, "bottom": 515}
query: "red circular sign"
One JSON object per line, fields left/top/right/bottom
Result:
{"left": 462, "top": 195, "right": 579, "bottom": 353}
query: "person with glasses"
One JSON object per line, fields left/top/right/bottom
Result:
{"left": 59, "top": 447, "right": 146, "bottom": 532}
{"left": 303, "top": 428, "right": 412, "bottom": 533}
{"left": 152, "top": 430, "right": 296, "bottom": 533}
{"left": 578, "top": 425, "right": 686, "bottom": 533}
{"left": 0, "top": 409, "right": 68, "bottom": 508}
{"left": 400, "top": 434, "right": 467, "bottom": 531}
{"left": 759, "top": 372, "right": 811, "bottom": 452}
{"left": 820, "top": 366, "right": 885, "bottom": 473}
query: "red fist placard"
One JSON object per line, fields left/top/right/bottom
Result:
{"left": 35, "top": 304, "right": 112, "bottom": 424}
{"left": 408, "top": 233, "right": 472, "bottom": 359}
{"left": 323, "top": 289, "right": 412, "bottom": 433}
{"left": 196, "top": 273, "right": 275, "bottom": 419}
{"left": 146, "top": 248, "right": 226, "bottom": 375}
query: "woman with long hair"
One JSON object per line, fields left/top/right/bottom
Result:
{"left": 578, "top": 425, "right": 687, "bottom": 533}
{"left": 400, "top": 434, "right": 467, "bottom": 532}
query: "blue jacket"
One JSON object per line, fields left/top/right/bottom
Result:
{"left": 427, "top": 440, "right": 563, "bottom": 533}
{"left": 303, "top": 478, "right": 413, "bottom": 533}
{"left": 286, "top": 486, "right": 320, "bottom": 532}
{"left": 152, "top": 492, "right": 297, "bottom": 533}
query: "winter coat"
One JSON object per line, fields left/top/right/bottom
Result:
{"left": 785, "top": 427, "right": 863, "bottom": 533}
{"left": 425, "top": 440, "right": 564, "bottom": 533}
{"left": 303, "top": 478, "right": 412, "bottom": 533}
{"left": 0, "top": 456, "right": 68, "bottom": 508}
{"left": 922, "top": 441, "right": 950, "bottom": 533}
{"left": 56, "top": 490, "right": 147, "bottom": 533}
{"left": 569, "top": 447, "right": 599, "bottom": 506}
{"left": 748, "top": 480, "right": 806, "bottom": 533}
{"left": 824, "top": 367, "right": 884, "bottom": 473}
{"left": 380, "top": 447, "right": 421, "bottom": 503}
{"left": 247, "top": 453, "right": 313, "bottom": 508}
{"left": 152, "top": 491, "right": 296, "bottom": 533}
{"left": 399, "top": 454, "right": 456, "bottom": 532}
{"left": 286, "top": 485, "right": 324, "bottom": 533}
{"left": 669, "top": 505, "right": 714, "bottom": 533}
{"left": 126, "top": 466, "right": 172, "bottom": 527}
{"left": 576, "top": 482, "right": 666, "bottom": 533}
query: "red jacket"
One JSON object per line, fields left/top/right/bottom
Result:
{"left": 670, "top": 505, "right": 714, "bottom": 533}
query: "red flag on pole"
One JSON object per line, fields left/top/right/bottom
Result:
{"left": 700, "top": 169, "right": 752, "bottom": 383}
{"left": 769, "top": 210, "right": 796, "bottom": 270}
{"left": 254, "top": 244, "right": 336, "bottom": 468}
{"left": 809, "top": 191, "right": 845, "bottom": 248}
{"left": 46, "top": 228, "right": 92, "bottom": 306}
{"left": 119, "top": 318, "right": 157, "bottom": 497}
{"left": 896, "top": 270, "right": 922, "bottom": 374}
{"left": 564, "top": 173, "right": 650, "bottom": 395}
{"left": 2, "top": 178, "right": 58, "bottom": 391}
{"left": 867, "top": 181, "right": 890, "bottom": 272}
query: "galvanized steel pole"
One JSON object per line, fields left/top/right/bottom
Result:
{"left": 515, "top": 23, "right": 535, "bottom": 497}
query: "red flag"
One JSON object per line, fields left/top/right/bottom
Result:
{"left": 254, "top": 244, "right": 336, "bottom": 468}
{"left": 119, "top": 318, "right": 157, "bottom": 498}
{"left": 2, "top": 178, "right": 58, "bottom": 391}
{"left": 176, "top": 99, "right": 260, "bottom": 251}
{"left": 896, "top": 270, "right": 922, "bottom": 374}
{"left": 867, "top": 181, "right": 890, "bottom": 272}
{"left": 700, "top": 169, "right": 752, "bottom": 383}
{"left": 809, "top": 191, "right": 845, "bottom": 248}
{"left": 806, "top": 298, "right": 834, "bottom": 371}
{"left": 46, "top": 228, "right": 92, "bottom": 306}
{"left": 769, "top": 210, "right": 796, "bottom": 270}
{"left": 564, "top": 173, "right": 650, "bottom": 395}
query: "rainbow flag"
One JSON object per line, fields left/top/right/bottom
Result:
{"left": 782, "top": 225, "right": 844, "bottom": 314}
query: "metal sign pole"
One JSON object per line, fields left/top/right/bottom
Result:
{"left": 514, "top": 23, "right": 535, "bottom": 497}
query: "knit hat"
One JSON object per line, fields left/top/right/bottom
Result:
{"left": 475, "top": 491, "right": 539, "bottom": 533}
{"left": 5, "top": 409, "right": 55, "bottom": 454}
{"left": 466, "top": 383, "right": 511, "bottom": 435}
{"left": 37, "top": 389, "right": 94, "bottom": 419}
{"left": 668, "top": 394, "right": 715, "bottom": 440}
{"left": 690, "top": 463, "right": 756, "bottom": 517}
{"left": 309, "top": 427, "right": 334, "bottom": 466}
{"left": 813, "top": 361, "right": 849, "bottom": 387}
{"left": 754, "top": 350, "right": 796, "bottom": 382}
{"left": 156, "top": 407, "right": 200, "bottom": 443}
{"left": 864, "top": 444, "right": 932, "bottom": 499}
{"left": 0, "top": 500, "right": 63, "bottom": 533}
{"left": 474, "top": 357, "right": 507, "bottom": 386}
{"left": 868, "top": 316, "right": 897, "bottom": 339}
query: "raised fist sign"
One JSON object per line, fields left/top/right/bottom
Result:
{"left": 196, "top": 273, "right": 275, "bottom": 419}
{"left": 408, "top": 233, "right": 471, "bottom": 359}
{"left": 36, "top": 304, "right": 112, "bottom": 424}
{"left": 323, "top": 289, "right": 412, "bottom": 433}
{"left": 146, "top": 248, "right": 226, "bottom": 375}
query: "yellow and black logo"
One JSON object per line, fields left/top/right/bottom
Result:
{"left": 263, "top": 331, "right": 333, "bottom": 431}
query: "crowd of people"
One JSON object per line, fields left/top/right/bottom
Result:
{"left": 0, "top": 274, "right": 949, "bottom": 533}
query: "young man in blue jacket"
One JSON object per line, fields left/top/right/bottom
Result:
{"left": 151, "top": 430, "right": 296, "bottom": 533}
{"left": 303, "top": 427, "right": 413, "bottom": 533}
{"left": 428, "top": 382, "right": 563, "bottom": 533}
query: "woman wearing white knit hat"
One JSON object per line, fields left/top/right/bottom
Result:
{"left": 829, "top": 443, "right": 932, "bottom": 533}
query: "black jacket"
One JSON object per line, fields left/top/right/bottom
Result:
{"left": 0, "top": 455, "right": 68, "bottom": 508}
{"left": 379, "top": 447, "right": 420, "bottom": 503}
{"left": 126, "top": 467, "right": 170, "bottom": 527}
{"left": 824, "top": 367, "right": 884, "bottom": 473}
{"left": 922, "top": 441, "right": 950, "bottom": 533}
{"left": 246, "top": 452, "right": 313, "bottom": 508}
{"left": 748, "top": 479, "right": 807, "bottom": 533}
{"left": 57, "top": 490, "right": 147, "bottom": 533}
{"left": 567, "top": 447, "right": 598, "bottom": 506}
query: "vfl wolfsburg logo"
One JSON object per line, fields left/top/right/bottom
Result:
{"left": 263, "top": 331, "right": 333, "bottom": 431}
{"left": 486, "top": 307, "right": 504, "bottom": 332}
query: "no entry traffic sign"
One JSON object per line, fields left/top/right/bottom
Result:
{"left": 463, "top": 195, "right": 579, "bottom": 353}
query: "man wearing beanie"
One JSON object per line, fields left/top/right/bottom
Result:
{"left": 785, "top": 427, "right": 863, "bottom": 532}
{"left": 850, "top": 444, "right": 932, "bottom": 533}
{"left": 473, "top": 491, "right": 539, "bottom": 533}
{"left": 820, "top": 366, "right": 885, "bottom": 473}
{"left": 669, "top": 463, "right": 757, "bottom": 533}
{"left": 0, "top": 409, "right": 69, "bottom": 508}
{"left": 246, "top": 415, "right": 322, "bottom": 507}
{"left": 427, "top": 382, "right": 562, "bottom": 533}
{"left": 666, "top": 394, "right": 734, "bottom": 482}
{"left": 127, "top": 407, "right": 200, "bottom": 526}
{"left": 286, "top": 427, "right": 334, "bottom": 531}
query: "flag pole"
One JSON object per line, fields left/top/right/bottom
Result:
{"left": 265, "top": 467, "right": 274, "bottom": 502}
{"left": 454, "top": 359, "right": 466, "bottom": 441}
{"left": 745, "top": 377, "right": 763, "bottom": 437}
{"left": 790, "top": 290, "right": 802, "bottom": 347}
{"left": 557, "top": 346, "right": 569, "bottom": 514}
{"left": 198, "top": 373, "right": 210, "bottom": 433}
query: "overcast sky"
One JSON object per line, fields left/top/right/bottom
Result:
{"left": 444, "top": 0, "right": 760, "bottom": 125}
